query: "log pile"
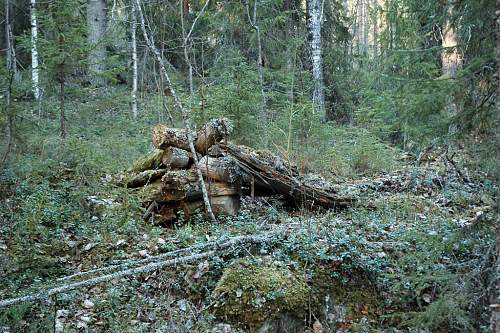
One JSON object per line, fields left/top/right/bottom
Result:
{"left": 123, "top": 118, "right": 352, "bottom": 223}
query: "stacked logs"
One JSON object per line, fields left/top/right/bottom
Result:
{"left": 124, "top": 118, "right": 353, "bottom": 224}
{"left": 124, "top": 118, "right": 239, "bottom": 223}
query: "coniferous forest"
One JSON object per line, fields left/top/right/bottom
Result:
{"left": 0, "top": 0, "right": 499, "bottom": 331}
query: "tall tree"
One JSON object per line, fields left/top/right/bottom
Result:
{"left": 4, "top": 0, "right": 18, "bottom": 79}
{"left": 441, "top": 1, "right": 462, "bottom": 136}
{"left": 131, "top": 2, "right": 138, "bottom": 118}
{"left": 30, "top": 0, "right": 40, "bottom": 102}
{"left": 308, "top": 0, "right": 327, "bottom": 121}
{"left": 245, "top": 0, "right": 266, "bottom": 122}
{"left": 87, "top": 0, "right": 107, "bottom": 85}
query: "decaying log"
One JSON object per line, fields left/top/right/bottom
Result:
{"left": 195, "top": 118, "right": 233, "bottom": 154}
{"left": 162, "top": 146, "right": 190, "bottom": 169}
{"left": 198, "top": 155, "right": 241, "bottom": 183}
{"left": 220, "top": 143, "right": 352, "bottom": 209}
{"left": 127, "top": 149, "right": 163, "bottom": 173}
{"left": 152, "top": 126, "right": 193, "bottom": 151}
{"left": 210, "top": 196, "right": 240, "bottom": 216}
{"left": 142, "top": 174, "right": 241, "bottom": 204}
{"left": 126, "top": 169, "right": 167, "bottom": 188}
{"left": 153, "top": 118, "right": 233, "bottom": 154}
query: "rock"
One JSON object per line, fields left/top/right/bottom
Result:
{"left": 212, "top": 257, "right": 309, "bottom": 331}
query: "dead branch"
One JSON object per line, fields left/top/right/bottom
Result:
{"left": 0, "top": 232, "right": 278, "bottom": 308}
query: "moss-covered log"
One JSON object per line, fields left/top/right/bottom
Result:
{"left": 127, "top": 149, "right": 163, "bottom": 173}
{"left": 126, "top": 168, "right": 167, "bottom": 188}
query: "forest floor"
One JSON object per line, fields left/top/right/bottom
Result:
{"left": 0, "top": 88, "right": 496, "bottom": 332}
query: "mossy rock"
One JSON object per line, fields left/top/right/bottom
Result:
{"left": 212, "top": 257, "right": 310, "bottom": 331}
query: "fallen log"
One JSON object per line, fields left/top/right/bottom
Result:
{"left": 127, "top": 149, "right": 163, "bottom": 173}
{"left": 0, "top": 232, "right": 280, "bottom": 309}
{"left": 220, "top": 143, "right": 353, "bottom": 209}
{"left": 152, "top": 126, "right": 192, "bottom": 151}
{"left": 198, "top": 155, "right": 241, "bottom": 183}
{"left": 152, "top": 118, "right": 233, "bottom": 154}
{"left": 195, "top": 118, "right": 233, "bottom": 154}
{"left": 162, "top": 146, "right": 191, "bottom": 169}
{"left": 141, "top": 170, "right": 241, "bottom": 204}
{"left": 126, "top": 169, "right": 167, "bottom": 188}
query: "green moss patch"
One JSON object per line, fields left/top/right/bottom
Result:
{"left": 212, "top": 257, "right": 310, "bottom": 330}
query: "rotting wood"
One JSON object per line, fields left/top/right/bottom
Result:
{"left": 152, "top": 126, "right": 192, "bottom": 151}
{"left": 220, "top": 143, "right": 353, "bottom": 209}
{"left": 162, "top": 146, "right": 190, "bottom": 168}
{"left": 126, "top": 168, "right": 167, "bottom": 188}
{"left": 195, "top": 117, "right": 233, "bottom": 154}
{"left": 127, "top": 149, "right": 163, "bottom": 173}
{"left": 198, "top": 155, "right": 241, "bottom": 183}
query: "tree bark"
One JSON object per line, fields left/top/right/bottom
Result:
{"left": 131, "top": 3, "right": 138, "bottom": 118}
{"left": 30, "top": 0, "right": 40, "bottom": 101}
{"left": 162, "top": 146, "right": 190, "bottom": 169}
{"left": 308, "top": 0, "right": 327, "bottom": 121}
{"left": 441, "top": 2, "right": 462, "bottom": 137}
{"left": 87, "top": 0, "right": 107, "bottom": 85}
{"left": 4, "top": 0, "right": 18, "bottom": 79}
{"left": 245, "top": 0, "right": 266, "bottom": 123}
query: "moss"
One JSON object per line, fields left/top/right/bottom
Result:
{"left": 311, "top": 265, "right": 382, "bottom": 322}
{"left": 212, "top": 257, "right": 310, "bottom": 330}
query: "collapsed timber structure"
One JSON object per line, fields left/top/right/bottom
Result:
{"left": 123, "top": 118, "right": 352, "bottom": 223}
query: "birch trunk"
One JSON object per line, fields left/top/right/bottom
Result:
{"left": 131, "top": 3, "right": 138, "bottom": 118}
{"left": 87, "top": 0, "right": 107, "bottom": 85}
{"left": 30, "top": 0, "right": 40, "bottom": 101}
{"left": 308, "top": 0, "right": 327, "bottom": 121}
{"left": 134, "top": 0, "right": 217, "bottom": 223}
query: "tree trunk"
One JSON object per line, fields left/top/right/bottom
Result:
{"left": 4, "top": 0, "right": 18, "bottom": 79}
{"left": 30, "top": 0, "right": 40, "bottom": 101}
{"left": 372, "top": 0, "right": 378, "bottom": 56}
{"left": 131, "top": 3, "right": 138, "bottom": 118}
{"left": 87, "top": 0, "right": 107, "bottom": 85}
{"left": 59, "top": 67, "right": 66, "bottom": 138}
{"left": 308, "top": 0, "right": 327, "bottom": 121}
{"left": 245, "top": 0, "right": 266, "bottom": 124}
{"left": 441, "top": 2, "right": 462, "bottom": 136}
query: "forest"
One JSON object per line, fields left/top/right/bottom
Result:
{"left": 0, "top": 0, "right": 498, "bottom": 331}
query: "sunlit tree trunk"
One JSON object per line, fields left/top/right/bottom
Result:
{"left": 131, "top": 3, "right": 138, "bottom": 119}
{"left": 372, "top": 0, "right": 378, "bottom": 56}
{"left": 308, "top": 0, "right": 326, "bottom": 121}
{"left": 30, "top": 0, "right": 40, "bottom": 102}
{"left": 441, "top": 3, "right": 462, "bottom": 136}
{"left": 87, "top": 0, "right": 107, "bottom": 85}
